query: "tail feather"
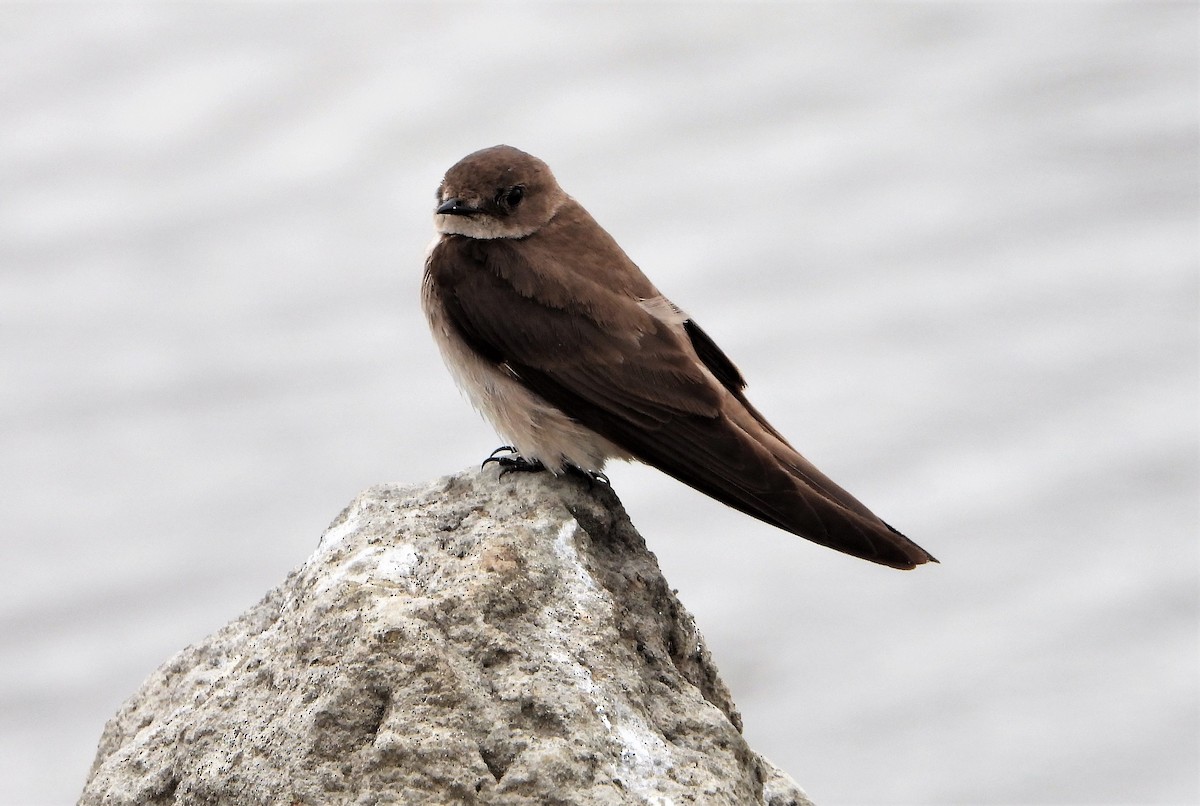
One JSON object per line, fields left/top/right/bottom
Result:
{"left": 609, "top": 406, "right": 936, "bottom": 569}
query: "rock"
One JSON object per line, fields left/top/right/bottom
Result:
{"left": 80, "top": 467, "right": 813, "bottom": 806}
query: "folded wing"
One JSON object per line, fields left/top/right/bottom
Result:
{"left": 428, "top": 236, "right": 936, "bottom": 569}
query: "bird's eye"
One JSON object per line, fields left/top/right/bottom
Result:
{"left": 499, "top": 185, "right": 524, "bottom": 209}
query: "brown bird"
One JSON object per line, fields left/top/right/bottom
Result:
{"left": 422, "top": 144, "right": 936, "bottom": 569}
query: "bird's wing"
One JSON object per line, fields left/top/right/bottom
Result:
{"left": 428, "top": 236, "right": 934, "bottom": 568}
{"left": 681, "top": 317, "right": 798, "bottom": 447}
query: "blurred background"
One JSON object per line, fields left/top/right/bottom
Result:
{"left": 2, "top": 3, "right": 1196, "bottom": 804}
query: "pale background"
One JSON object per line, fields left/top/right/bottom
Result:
{"left": 2, "top": 3, "right": 1196, "bottom": 804}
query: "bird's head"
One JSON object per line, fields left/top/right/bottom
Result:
{"left": 434, "top": 145, "right": 567, "bottom": 240}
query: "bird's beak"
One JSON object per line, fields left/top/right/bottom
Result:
{"left": 436, "top": 198, "right": 479, "bottom": 216}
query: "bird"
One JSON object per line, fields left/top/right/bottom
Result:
{"left": 421, "top": 144, "right": 936, "bottom": 570}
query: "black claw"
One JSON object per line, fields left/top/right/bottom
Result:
{"left": 485, "top": 454, "right": 548, "bottom": 479}
{"left": 564, "top": 465, "right": 611, "bottom": 489}
{"left": 480, "top": 449, "right": 609, "bottom": 489}
{"left": 481, "top": 445, "right": 518, "bottom": 469}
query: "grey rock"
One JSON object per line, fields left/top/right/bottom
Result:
{"left": 81, "top": 468, "right": 813, "bottom": 806}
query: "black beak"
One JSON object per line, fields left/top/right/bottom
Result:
{"left": 436, "top": 198, "right": 479, "bottom": 216}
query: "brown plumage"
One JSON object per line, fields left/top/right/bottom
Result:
{"left": 422, "top": 144, "right": 936, "bottom": 570}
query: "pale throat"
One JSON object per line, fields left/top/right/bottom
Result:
{"left": 434, "top": 213, "right": 539, "bottom": 240}
{"left": 433, "top": 194, "right": 564, "bottom": 240}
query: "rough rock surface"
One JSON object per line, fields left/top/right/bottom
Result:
{"left": 81, "top": 467, "right": 813, "bottom": 805}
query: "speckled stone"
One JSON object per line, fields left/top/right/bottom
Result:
{"left": 80, "top": 467, "right": 812, "bottom": 806}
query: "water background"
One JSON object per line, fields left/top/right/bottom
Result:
{"left": 2, "top": 4, "right": 1196, "bottom": 804}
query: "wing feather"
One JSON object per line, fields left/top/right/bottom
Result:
{"left": 427, "top": 234, "right": 933, "bottom": 568}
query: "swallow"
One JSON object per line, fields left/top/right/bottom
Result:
{"left": 421, "top": 145, "right": 936, "bottom": 569}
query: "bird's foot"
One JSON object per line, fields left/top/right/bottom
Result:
{"left": 482, "top": 448, "right": 547, "bottom": 479}
{"left": 564, "top": 465, "right": 611, "bottom": 489}
{"left": 481, "top": 448, "right": 609, "bottom": 488}
{"left": 481, "top": 445, "right": 518, "bottom": 468}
